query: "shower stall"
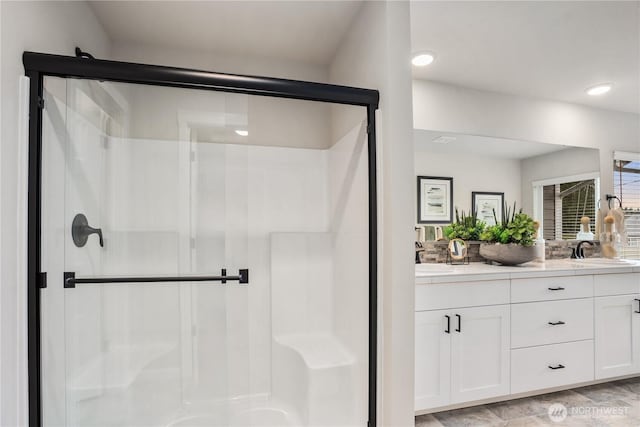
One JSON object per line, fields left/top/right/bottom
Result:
{"left": 24, "top": 51, "right": 378, "bottom": 427}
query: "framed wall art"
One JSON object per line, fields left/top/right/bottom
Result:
{"left": 472, "top": 191, "right": 504, "bottom": 226}
{"left": 417, "top": 176, "right": 453, "bottom": 224}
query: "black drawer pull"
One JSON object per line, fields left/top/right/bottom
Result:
{"left": 548, "top": 321, "right": 566, "bottom": 326}
{"left": 455, "top": 314, "right": 461, "bottom": 332}
{"left": 548, "top": 364, "right": 565, "bottom": 370}
{"left": 548, "top": 287, "right": 565, "bottom": 291}
{"left": 445, "top": 315, "right": 451, "bottom": 334}
{"left": 635, "top": 299, "right": 640, "bottom": 314}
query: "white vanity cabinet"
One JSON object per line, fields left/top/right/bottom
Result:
{"left": 449, "top": 304, "right": 510, "bottom": 404}
{"left": 594, "top": 273, "right": 640, "bottom": 379}
{"left": 415, "top": 309, "right": 451, "bottom": 410}
{"left": 415, "top": 281, "right": 510, "bottom": 411}
{"left": 510, "top": 274, "right": 595, "bottom": 394}
{"left": 416, "top": 268, "right": 640, "bottom": 414}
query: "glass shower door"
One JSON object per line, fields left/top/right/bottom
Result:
{"left": 38, "top": 71, "right": 371, "bottom": 427}
{"left": 40, "top": 76, "right": 250, "bottom": 427}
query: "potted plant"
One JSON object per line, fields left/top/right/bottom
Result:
{"left": 443, "top": 208, "right": 486, "bottom": 241}
{"left": 479, "top": 201, "right": 537, "bottom": 265}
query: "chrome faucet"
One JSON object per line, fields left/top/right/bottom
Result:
{"left": 571, "top": 240, "right": 594, "bottom": 259}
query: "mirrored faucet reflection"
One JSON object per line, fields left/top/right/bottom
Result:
{"left": 571, "top": 240, "right": 595, "bottom": 259}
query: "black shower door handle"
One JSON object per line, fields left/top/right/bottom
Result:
{"left": 64, "top": 269, "right": 249, "bottom": 288}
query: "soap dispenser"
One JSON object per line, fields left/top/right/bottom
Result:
{"left": 576, "top": 216, "right": 595, "bottom": 241}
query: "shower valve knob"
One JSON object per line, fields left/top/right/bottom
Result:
{"left": 71, "top": 213, "right": 104, "bottom": 248}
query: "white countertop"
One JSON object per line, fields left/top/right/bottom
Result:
{"left": 415, "top": 259, "right": 640, "bottom": 284}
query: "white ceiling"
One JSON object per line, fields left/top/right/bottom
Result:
{"left": 411, "top": 1, "right": 640, "bottom": 114}
{"left": 89, "top": 1, "right": 362, "bottom": 66}
{"left": 88, "top": 1, "right": 639, "bottom": 114}
{"left": 414, "top": 129, "right": 570, "bottom": 160}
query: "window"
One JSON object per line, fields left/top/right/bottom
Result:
{"left": 542, "top": 179, "right": 596, "bottom": 240}
{"left": 532, "top": 173, "right": 600, "bottom": 241}
{"left": 613, "top": 152, "right": 640, "bottom": 258}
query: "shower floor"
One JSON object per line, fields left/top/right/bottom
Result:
{"left": 167, "top": 395, "right": 303, "bottom": 427}
{"left": 69, "top": 371, "right": 302, "bottom": 427}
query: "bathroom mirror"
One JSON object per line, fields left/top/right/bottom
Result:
{"left": 448, "top": 238, "right": 467, "bottom": 260}
{"left": 414, "top": 130, "right": 601, "bottom": 241}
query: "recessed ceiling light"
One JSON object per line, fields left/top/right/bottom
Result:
{"left": 412, "top": 52, "right": 435, "bottom": 67}
{"left": 235, "top": 129, "right": 249, "bottom": 137}
{"left": 586, "top": 83, "right": 612, "bottom": 96}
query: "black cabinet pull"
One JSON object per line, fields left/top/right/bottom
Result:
{"left": 548, "top": 287, "right": 565, "bottom": 291}
{"left": 548, "top": 364, "right": 565, "bottom": 370}
{"left": 635, "top": 299, "right": 640, "bottom": 314}
{"left": 548, "top": 321, "right": 566, "bottom": 326}
{"left": 445, "top": 315, "right": 451, "bottom": 334}
{"left": 455, "top": 314, "right": 461, "bottom": 332}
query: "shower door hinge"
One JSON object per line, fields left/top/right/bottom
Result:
{"left": 38, "top": 272, "right": 47, "bottom": 289}
{"left": 367, "top": 124, "right": 372, "bottom": 134}
{"left": 36, "top": 97, "right": 45, "bottom": 109}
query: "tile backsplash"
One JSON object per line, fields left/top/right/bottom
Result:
{"left": 418, "top": 240, "right": 600, "bottom": 263}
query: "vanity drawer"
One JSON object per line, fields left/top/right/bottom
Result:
{"left": 511, "top": 275, "right": 593, "bottom": 303}
{"left": 511, "top": 299, "right": 593, "bottom": 348}
{"left": 594, "top": 273, "right": 640, "bottom": 296}
{"left": 511, "top": 340, "right": 594, "bottom": 394}
{"left": 416, "top": 280, "right": 509, "bottom": 311}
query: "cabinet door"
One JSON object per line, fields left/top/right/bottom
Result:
{"left": 450, "top": 305, "right": 510, "bottom": 404}
{"left": 595, "top": 294, "right": 640, "bottom": 379}
{"left": 415, "top": 310, "right": 452, "bottom": 411}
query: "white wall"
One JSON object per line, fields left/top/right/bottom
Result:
{"left": 414, "top": 151, "right": 521, "bottom": 221}
{"left": 330, "top": 2, "right": 415, "bottom": 426}
{"left": 0, "top": 2, "right": 110, "bottom": 425}
{"left": 412, "top": 79, "right": 640, "bottom": 209}
{"left": 112, "top": 41, "right": 328, "bottom": 83}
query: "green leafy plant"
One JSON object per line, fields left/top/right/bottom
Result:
{"left": 444, "top": 208, "right": 486, "bottom": 241}
{"left": 480, "top": 201, "right": 535, "bottom": 246}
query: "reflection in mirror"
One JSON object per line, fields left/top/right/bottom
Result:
{"left": 448, "top": 238, "right": 467, "bottom": 259}
{"left": 539, "top": 176, "right": 598, "bottom": 240}
{"left": 613, "top": 154, "right": 640, "bottom": 259}
{"left": 414, "top": 130, "right": 600, "bottom": 241}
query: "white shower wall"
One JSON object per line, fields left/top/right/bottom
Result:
{"left": 101, "top": 139, "right": 332, "bottom": 399}
{"left": 328, "top": 118, "right": 370, "bottom": 423}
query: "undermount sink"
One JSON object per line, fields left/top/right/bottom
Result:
{"left": 571, "top": 258, "right": 635, "bottom": 266}
{"left": 415, "top": 264, "right": 459, "bottom": 275}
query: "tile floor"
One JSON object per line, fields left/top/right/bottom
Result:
{"left": 415, "top": 377, "right": 640, "bottom": 426}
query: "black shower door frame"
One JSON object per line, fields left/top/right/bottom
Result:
{"left": 23, "top": 51, "right": 380, "bottom": 427}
